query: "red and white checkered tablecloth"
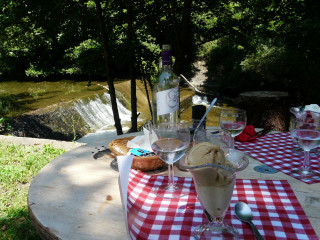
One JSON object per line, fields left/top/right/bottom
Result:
{"left": 127, "top": 169, "right": 318, "bottom": 240}
{"left": 235, "top": 132, "right": 320, "bottom": 184}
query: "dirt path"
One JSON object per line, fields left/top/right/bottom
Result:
{"left": 189, "top": 60, "right": 208, "bottom": 87}
{"left": 0, "top": 135, "right": 84, "bottom": 151}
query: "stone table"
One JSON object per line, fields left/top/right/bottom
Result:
{"left": 28, "top": 131, "right": 320, "bottom": 239}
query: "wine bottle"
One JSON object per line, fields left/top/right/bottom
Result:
{"left": 152, "top": 45, "right": 180, "bottom": 124}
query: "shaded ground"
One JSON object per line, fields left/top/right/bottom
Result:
{"left": 0, "top": 135, "right": 84, "bottom": 151}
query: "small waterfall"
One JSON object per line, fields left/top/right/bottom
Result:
{"left": 74, "top": 92, "right": 132, "bottom": 130}
{"left": 192, "top": 95, "right": 210, "bottom": 107}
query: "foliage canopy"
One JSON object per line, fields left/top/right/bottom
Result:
{"left": 1, "top": 0, "right": 319, "bottom": 103}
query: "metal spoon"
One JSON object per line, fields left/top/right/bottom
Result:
{"left": 235, "top": 202, "right": 264, "bottom": 240}
{"left": 204, "top": 209, "right": 213, "bottom": 222}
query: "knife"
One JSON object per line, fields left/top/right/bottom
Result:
{"left": 246, "top": 128, "right": 271, "bottom": 140}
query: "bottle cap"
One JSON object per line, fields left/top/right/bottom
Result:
{"left": 192, "top": 105, "right": 207, "bottom": 120}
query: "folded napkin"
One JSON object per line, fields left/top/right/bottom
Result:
{"left": 117, "top": 154, "right": 133, "bottom": 236}
{"left": 235, "top": 125, "right": 257, "bottom": 142}
{"left": 127, "top": 127, "right": 157, "bottom": 152}
{"left": 291, "top": 104, "right": 320, "bottom": 120}
{"left": 305, "top": 104, "right": 320, "bottom": 120}
{"left": 305, "top": 104, "right": 320, "bottom": 113}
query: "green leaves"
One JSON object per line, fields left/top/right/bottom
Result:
{"left": 0, "top": 0, "right": 319, "bottom": 103}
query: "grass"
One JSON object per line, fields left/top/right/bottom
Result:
{"left": 0, "top": 142, "right": 66, "bottom": 240}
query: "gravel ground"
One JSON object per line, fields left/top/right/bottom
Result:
{"left": 190, "top": 60, "right": 208, "bottom": 87}
{"left": 0, "top": 135, "right": 84, "bottom": 151}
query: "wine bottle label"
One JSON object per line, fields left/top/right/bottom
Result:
{"left": 156, "top": 87, "right": 179, "bottom": 115}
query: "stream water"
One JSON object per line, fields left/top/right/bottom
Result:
{"left": 1, "top": 72, "right": 223, "bottom": 141}
{"left": 76, "top": 93, "right": 213, "bottom": 143}
{"left": 74, "top": 92, "right": 132, "bottom": 130}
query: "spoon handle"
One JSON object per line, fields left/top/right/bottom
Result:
{"left": 204, "top": 209, "right": 213, "bottom": 222}
{"left": 195, "top": 98, "right": 217, "bottom": 132}
{"left": 248, "top": 221, "right": 264, "bottom": 240}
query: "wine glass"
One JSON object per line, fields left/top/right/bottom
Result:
{"left": 219, "top": 109, "right": 247, "bottom": 149}
{"left": 290, "top": 118, "right": 320, "bottom": 179}
{"left": 193, "top": 128, "right": 231, "bottom": 148}
{"left": 179, "top": 148, "right": 249, "bottom": 239}
{"left": 150, "top": 122, "right": 190, "bottom": 198}
{"left": 290, "top": 107, "right": 320, "bottom": 156}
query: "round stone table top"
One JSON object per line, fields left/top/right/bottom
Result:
{"left": 28, "top": 130, "right": 320, "bottom": 239}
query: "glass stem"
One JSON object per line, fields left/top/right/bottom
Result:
{"left": 303, "top": 150, "right": 310, "bottom": 171}
{"left": 168, "top": 163, "right": 175, "bottom": 187}
{"left": 211, "top": 216, "right": 224, "bottom": 226}
{"left": 230, "top": 137, "right": 235, "bottom": 149}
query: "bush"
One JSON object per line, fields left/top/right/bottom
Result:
{"left": 240, "top": 45, "right": 290, "bottom": 89}
{"left": 206, "top": 38, "right": 249, "bottom": 97}
{"left": 63, "top": 39, "right": 105, "bottom": 76}
{"left": 205, "top": 36, "right": 320, "bottom": 104}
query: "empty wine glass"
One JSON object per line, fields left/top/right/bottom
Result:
{"left": 179, "top": 148, "right": 249, "bottom": 239}
{"left": 291, "top": 118, "right": 320, "bottom": 179}
{"left": 150, "top": 122, "right": 190, "bottom": 198}
{"left": 219, "top": 109, "right": 247, "bottom": 149}
{"left": 193, "top": 128, "right": 231, "bottom": 148}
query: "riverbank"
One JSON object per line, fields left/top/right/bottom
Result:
{"left": 0, "top": 61, "right": 219, "bottom": 143}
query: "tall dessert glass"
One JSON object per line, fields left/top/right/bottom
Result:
{"left": 219, "top": 109, "right": 247, "bottom": 149}
{"left": 150, "top": 122, "right": 190, "bottom": 198}
{"left": 290, "top": 118, "right": 320, "bottom": 180}
{"left": 180, "top": 148, "right": 249, "bottom": 239}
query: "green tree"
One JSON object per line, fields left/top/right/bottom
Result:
{"left": 1, "top": 0, "right": 319, "bottom": 105}
{"left": 203, "top": 0, "right": 320, "bottom": 103}
{"left": 93, "top": 0, "right": 123, "bottom": 135}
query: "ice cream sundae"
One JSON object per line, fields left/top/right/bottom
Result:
{"left": 185, "top": 142, "right": 235, "bottom": 218}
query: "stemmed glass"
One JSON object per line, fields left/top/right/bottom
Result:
{"left": 219, "top": 109, "right": 247, "bottom": 149}
{"left": 290, "top": 107, "right": 320, "bottom": 156}
{"left": 193, "top": 128, "right": 231, "bottom": 148}
{"left": 290, "top": 118, "right": 320, "bottom": 179}
{"left": 179, "top": 148, "right": 249, "bottom": 239}
{"left": 150, "top": 122, "right": 190, "bottom": 198}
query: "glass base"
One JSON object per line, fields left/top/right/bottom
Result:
{"left": 194, "top": 222, "right": 239, "bottom": 240}
{"left": 152, "top": 183, "right": 189, "bottom": 199}
{"left": 291, "top": 169, "right": 320, "bottom": 181}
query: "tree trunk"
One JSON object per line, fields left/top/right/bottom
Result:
{"left": 143, "top": 76, "right": 153, "bottom": 120}
{"left": 137, "top": 47, "right": 153, "bottom": 119}
{"left": 126, "top": 0, "right": 138, "bottom": 132}
{"left": 172, "top": 0, "right": 193, "bottom": 75}
{"left": 94, "top": 0, "right": 123, "bottom": 135}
